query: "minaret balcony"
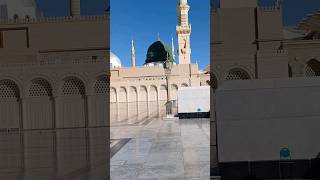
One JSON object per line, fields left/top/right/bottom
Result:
{"left": 176, "top": 25, "right": 191, "bottom": 34}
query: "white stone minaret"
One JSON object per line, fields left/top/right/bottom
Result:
{"left": 176, "top": 0, "right": 191, "bottom": 64}
{"left": 70, "top": 0, "right": 80, "bottom": 16}
{"left": 171, "top": 35, "right": 175, "bottom": 61}
{"left": 131, "top": 40, "right": 136, "bottom": 67}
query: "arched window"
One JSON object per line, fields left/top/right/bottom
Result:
{"left": 0, "top": 79, "right": 21, "bottom": 129}
{"left": 61, "top": 77, "right": 85, "bottom": 96}
{"left": 94, "top": 75, "right": 108, "bottom": 94}
{"left": 225, "top": 68, "right": 250, "bottom": 80}
{"left": 0, "top": 79, "right": 20, "bottom": 99}
{"left": 305, "top": 59, "right": 320, "bottom": 77}
{"left": 29, "top": 78, "right": 53, "bottom": 97}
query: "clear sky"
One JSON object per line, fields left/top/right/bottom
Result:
{"left": 36, "top": 0, "right": 320, "bottom": 69}
{"left": 36, "top": 0, "right": 107, "bottom": 16}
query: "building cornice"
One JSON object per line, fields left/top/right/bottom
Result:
{"left": 0, "top": 15, "right": 108, "bottom": 25}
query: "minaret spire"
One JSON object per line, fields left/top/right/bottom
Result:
{"left": 131, "top": 39, "right": 135, "bottom": 67}
{"left": 70, "top": 0, "right": 81, "bottom": 16}
{"left": 176, "top": 0, "right": 191, "bottom": 64}
{"left": 171, "top": 34, "right": 175, "bottom": 61}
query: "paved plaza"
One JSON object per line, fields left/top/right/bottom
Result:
{"left": 110, "top": 102, "right": 210, "bottom": 180}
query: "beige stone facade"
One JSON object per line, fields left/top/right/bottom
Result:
{"left": 210, "top": 1, "right": 320, "bottom": 89}
{"left": 110, "top": 64, "right": 204, "bottom": 104}
{"left": 0, "top": 2, "right": 109, "bottom": 130}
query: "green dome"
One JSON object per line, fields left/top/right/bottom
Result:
{"left": 145, "top": 41, "right": 174, "bottom": 64}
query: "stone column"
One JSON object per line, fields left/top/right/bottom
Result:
{"left": 86, "top": 94, "right": 93, "bottom": 127}
{"left": 166, "top": 75, "right": 171, "bottom": 101}
{"left": 53, "top": 96, "right": 59, "bottom": 129}
{"left": 20, "top": 97, "right": 27, "bottom": 130}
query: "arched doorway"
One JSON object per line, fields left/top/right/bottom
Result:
{"left": 128, "top": 86, "right": 138, "bottom": 102}
{"left": 110, "top": 87, "right": 117, "bottom": 103}
{"left": 118, "top": 87, "right": 127, "bottom": 103}
{"left": 0, "top": 79, "right": 21, "bottom": 130}
{"left": 139, "top": 86, "right": 148, "bottom": 118}
{"left": 139, "top": 86, "right": 148, "bottom": 102}
{"left": 159, "top": 85, "right": 167, "bottom": 102}
{"left": 58, "top": 77, "right": 86, "bottom": 128}
{"left": 171, "top": 84, "right": 178, "bottom": 101}
{"left": 149, "top": 85, "right": 158, "bottom": 102}
{"left": 92, "top": 75, "right": 108, "bottom": 126}
{"left": 26, "top": 78, "right": 54, "bottom": 129}
{"left": 128, "top": 86, "right": 138, "bottom": 121}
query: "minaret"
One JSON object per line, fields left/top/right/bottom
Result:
{"left": 171, "top": 35, "right": 175, "bottom": 61}
{"left": 131, "top": 40, "right": 136, "bottom": 67}
{"left": 70, "top": 0, "right": 81, "bottom": 16}
{"left": 176, "top": 0, "right": 191, "bottom": 64}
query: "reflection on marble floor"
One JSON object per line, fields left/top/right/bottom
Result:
{"left": 0, "top": 127, "right": 108, "bottom": 180}
{"left": 110, "top": 101, "right": 210, "bottom": 180}
{"left": 110, "top": 101, "right": 168, "bottom": 126}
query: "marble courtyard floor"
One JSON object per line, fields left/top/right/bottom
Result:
{"left": 110, "top": 115, "right": 210, "bottom": 180}
{"left": 0, "top": 127, "right": 108, "bottom": 180}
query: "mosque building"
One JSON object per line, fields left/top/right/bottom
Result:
{"left": 0, "top": 0, "right": 109, "bottom": 130}
{"left": 110, "top": 0, "right": 210, "bottom": 104}
{"left": 0, "top": 0, "right": 42, "bottom": 20}
{"left": 210, "top": 0, "right": 320, "bottom": 89}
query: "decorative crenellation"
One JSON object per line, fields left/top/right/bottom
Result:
{"left": 0, "top": 15, "right": 108, "bottom": 25}
{"left": 0, "top": 56, "right": 107, "bottom": 68}
{"left": 258, "top": 6, "right": 281, "bottom": 12}
{"left": 118, "top": 77, "right": 167, "bottom": 82}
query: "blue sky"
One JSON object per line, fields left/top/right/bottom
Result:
{"left": 36, "top": 0, "right": 107, "bottom": 16}
{"left": 36, "top": 0, "right": 320, "bottom": 69}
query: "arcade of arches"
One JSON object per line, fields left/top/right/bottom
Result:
{"left": 110, "top": 83, "right": 188, "bottom": 103}
{"left": 0, "top": 75, "right": 108, "bottom": 130}
{"left": 208, "top": 59, "right": 320, "bottom": 90}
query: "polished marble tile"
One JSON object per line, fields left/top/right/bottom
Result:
{"left": 0, "top": 128, "right": 108, "bottom": 180}
{"left": 111, "top": 102, "right": 210, "bottom": 180}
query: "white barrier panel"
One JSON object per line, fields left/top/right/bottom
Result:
{"left": 215, "top": 77, "right": 320, "bottom": 162}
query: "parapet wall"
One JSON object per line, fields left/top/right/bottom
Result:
{"left": 0, "top": 15, "right": 109, "bottom": 53}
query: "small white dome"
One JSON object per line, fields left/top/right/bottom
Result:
{"left": 110, "top": 52, "right": 122, "bottom": 68}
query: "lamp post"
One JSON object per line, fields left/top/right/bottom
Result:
{"left": 163, "top": 53, "right": 173, "bottom": 116}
